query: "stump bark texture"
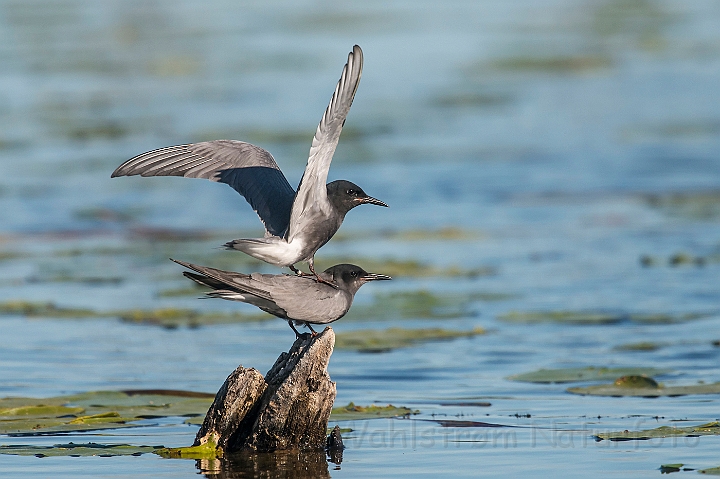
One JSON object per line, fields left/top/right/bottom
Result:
{"left": 194, "top": 327, "right": 336, "bottom": 453}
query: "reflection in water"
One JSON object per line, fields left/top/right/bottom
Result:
{"left": 197, "top": 450, "right": 333, "bottom": 479}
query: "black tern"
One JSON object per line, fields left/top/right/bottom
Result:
{"left": 112, "top": 46, "right": 387, "bottom": 280}
{"left": 171, "top": 259, "right": 391, "bottom": 336}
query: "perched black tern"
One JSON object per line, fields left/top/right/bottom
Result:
{"left": 172, "top": 259, "right": 391, "bottom": 336}
{"left": 112, "top": 46, "right": 387, "bottom": 280}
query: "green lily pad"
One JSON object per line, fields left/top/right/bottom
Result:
{"left": 156, "top": 437, "right": 221, "bottom": 460}
{"left": 596, "top": 422, "right": 720, "bottom": 441}
{"left": 506, "top": 367, "right": 671, "bottom": 384}
{"left": 699, "top": 466, "right": 720, "bottom": 475}
{"left": 612, "top": 375, "right": 659, "bottom": 388}
{"left": 0, "top": 442, "right": 163, "bottom": 457}
{"left": 330, "top": 403, "right": 419, "bottom": 421}
{"left": 0, "top": 390, "right": 214, "bottom": 435}
{"left": 0, "top": 405, "right": 84, "bottom": 418}
{"left": 335, "top": 327, "right": 485, "bottom": 353}
{"left": 568, "top": 382, "right": 720, "bottom": 397}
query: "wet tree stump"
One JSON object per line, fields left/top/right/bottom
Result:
{"left": 194, "top": 327, "right": 336, "bottom": 453}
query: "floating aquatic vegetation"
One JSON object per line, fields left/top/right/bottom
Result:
{"left": 568, "top": 380, "right": 720, "bottom": 397}
{"left": 335, "top": 327, "right": 485, "bottom": 353}
{"left": 640, "top": 252, "right": 718, "bottom": 268}
{"left": 628, "top": 312, "right": 717, "bottom": 324}
{"left": 498, "top": 310, "right": 715, "bottom": 325}
{"left": 156, "top": 438, "right": 222, "bottom": 460}
{"left": 700, "top": 465, "right": 720, "bottom": 475}
{"left": 644, "top": 191, "right": 720, "bottom": 220}
{"left": 0, "top": 442, "right": 164, "bottom": 457}
{"left": 116, "top": 308, "right": 268, "bottom": 328}
{"left": 613, "top": 342, "right": 665, "bottom": 352}
{"left": 128, "top": 226, "right": 218, "bottom": 242}
{"left": 0, "top": 301, "right": 98, "bottom": 319}
{"left": 0, "top": 301, "right": 269, "bottom": 327}
{"left": 432, "top": 92, "right": 514, "bottom": 109}
{"left": 612, "top": 375, "right": 659, "bottom": 388}
{"left": 507, "top": 367, "right": 671, "bottom": 383}
{"left": 383, "top": 226, "right": 481, "bottom": 242}
{"left": 345, "top": 290, "right": 477, "bottom": 321}
{"left": 329, "top": 226, "right": 482, "bottom": 243}
{"left": 596, "top": 422, "right": 720, "bottom": 441}
{"left": 330, "top": 403, "right": 419, "bottom": 421}
{"left": 498, "top": 310, "right": 623, "bottom": 325}
{"left": 73, "top": 207, "right": 142, "bottom": 223}
{"left": 488, "top": 55, "right": 613, "bottom": 74}
{"left": 25, "top": 274, "right": 124, "bottom": 286}
{"left": 157, "top": 285, "right": 207, "bottom": 297}
{"left": 314, "top": 257, "right": 495, "bottom": 279}
{"left": 592, "top": 0, "right": 674, "bottom": 51}
{"left": 0, "top": 251, "right": 27, "bottom": 262}
{"left": 0, "top": 390, "right": 214, "bottom": 435}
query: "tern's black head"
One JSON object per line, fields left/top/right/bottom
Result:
{"left": 326, "top": 180, "right": 388, "bottom": 215}
{"left": 322, "top": 263, "right": 392, "bottom": 295}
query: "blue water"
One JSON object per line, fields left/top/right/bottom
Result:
{"left": 1, "top": 0, "right": 720, "bottom": 476}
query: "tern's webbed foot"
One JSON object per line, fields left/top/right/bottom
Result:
{"left": 307, "top": 263, "right": 338, "bottom": 289}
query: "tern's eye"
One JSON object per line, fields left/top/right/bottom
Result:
{"left": 346, "top": 189, "right": 355, "bottom": 196}
{"left": 350, "top": 270, "right": 358, "bottom": 278}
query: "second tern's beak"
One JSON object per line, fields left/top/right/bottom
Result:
{"left": 361, "top": 272, "right": 392, "bottom": 282}
{"left": 358, "top": 195, "right": 389, "bottom": 207}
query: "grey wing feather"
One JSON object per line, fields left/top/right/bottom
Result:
{"left": 288, "top": 45, "right": 363, "bottom": 241}
{"left": 269, "top": 280, "right": 350, "bottom": 323}
{"left": 113, "top": 140, "right": 296, "bottom": 237}
{"left": 183, "top": 271, "right": 228, "bottom": 290}
{"left": 171, "top": 259, "right": 274, "bottom": 302}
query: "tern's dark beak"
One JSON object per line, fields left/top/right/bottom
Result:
{"left": 357, "top": 195, "right": 388, "bottom": 207}
{"left": 361, "top": 272, "right": 392, "bottom": 282}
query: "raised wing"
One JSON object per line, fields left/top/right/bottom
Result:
{"left": 112, "top": 140, "right": 296, "bottom": 237}
{"left": 287, "top": 45, "right": 363, "bottom": 241}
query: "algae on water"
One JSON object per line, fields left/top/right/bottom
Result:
{"left": 0, "top": 442, "right": 164, "bottom": 457}
{"left": 0, "top": 390, "right": 214, "bottom": 436}
{"left": 568, "top": 381, "right": 720, "bottom": 397}
{"left": 507, "top": 367, "right": 671, "bottom": 384}
{"left": 596, "top": 422, "right": 720, "bottom": 441}
{"left": 330, "top": 402, "right": 419, "bottom": 421}
{"left": 335, "top": 327, "right": 485, "bottom": 353}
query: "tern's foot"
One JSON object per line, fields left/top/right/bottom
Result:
{"left": 307, "top": 323, "right": 319, "bottom": 337}
{"left": 289, "top": 265, "right": 312, "bottom": 277}
{"left": 312, "top": 275, "right": 338, "bottom": 289}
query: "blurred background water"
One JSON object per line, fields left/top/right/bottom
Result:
{"left": 1, "top": 0, "right": 720, "bottom": 477}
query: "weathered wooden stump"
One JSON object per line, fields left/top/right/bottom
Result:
{"left": 194, "top": 327, "right": 336, "bottom": 453}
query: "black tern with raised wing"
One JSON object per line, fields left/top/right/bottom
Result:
{"left": 172, "top": 259, "right": 391, "bottom": 336}
{"left": 113, "top": 46, "right": 387, "bottom": 279}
